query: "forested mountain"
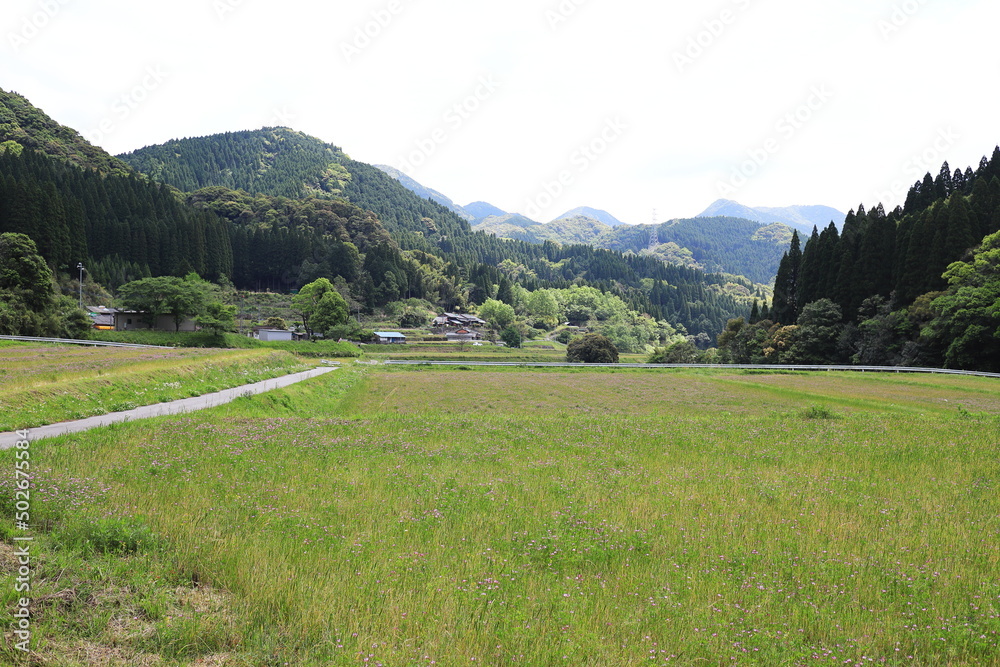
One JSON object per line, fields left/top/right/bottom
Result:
{"left": 473, "top": 213, "right": 790, "bottom": 285}
{"left": 595, "top": 217, "right": 792, "bottom": 285}
{"left": 0, "top": 88, "right": 132, "bottom": 177}
{"left": 375, "top": 166, "right": 627, "bottom": 229}
{"left": 0, "top": 105, "right": 754, "bottom": 339}
{"left": 697, "top": 199, "right": 845, "bottom": 235}
{"left": 473, "top": 214, "right": 611, "bottom": 245}
{"left": 116, "top": 128, "right": 763, "bottom": 337}
{"left": 365, "top": 162, "right": 784, "bottom": 284}
{"left": 736, "top": 148, "right": 1000, "bottom": 371}
{"left": 118, "top": 128, "right": 478, "bottom": 253}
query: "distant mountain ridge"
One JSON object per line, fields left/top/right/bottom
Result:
{"left": 469, "top": 212, "right": 791, "bottom": 284}
{"left": 697, "top": 199, "right": 845, "bottom": 235}
{"left": 379, "top": 168, "right": 793, "bottom": 283}
{"left": 553, "top": 207, "right": 626, "bottom": 227}
{"left": 462, "top": 201, "right": 507, "bottom": 220}
{"left": 374, "top": 165, "right": 473, "bottom": 221}
{"left": 474, "top": 214, "right": 612, "bottom": 247}
{"left": 374, "top": 165, "right": 629, "bottom": 228}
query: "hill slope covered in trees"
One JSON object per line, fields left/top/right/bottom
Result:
{"left": 473, "top": 213, "right": 791, "bottom": 285}
{"left": 725, "top": 148, "right": 1000, "bottom": 371}
{"left": 0, "top": 88, "right": 132, "bottom": 177}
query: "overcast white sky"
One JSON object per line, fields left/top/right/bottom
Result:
{"left": 2, "top": 0, "right": 997, "bottom": 224}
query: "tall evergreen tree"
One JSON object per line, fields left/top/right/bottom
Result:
{"left": 771, "top": 231, "right": 802, "bottom": 324}
{"left": 943, "top": 192, "right": 977, "bottom": 262}
{"left": 797, "top": 226, "right": 822, "bottom": 308}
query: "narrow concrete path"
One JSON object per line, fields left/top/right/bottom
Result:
{"left": 0, "top": 366, "right": 337, "bottom": 449}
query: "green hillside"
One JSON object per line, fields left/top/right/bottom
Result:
{"left": 0, "top": 88, "right": 132, "bottom": 176}
{"left": 595, "top": 217, "right": 793, "bottom": 284}
{"left": 118, "top": 127, "right": 473, "bottom": 248}
{"left": 476, "top": 213, "right": 791, "bottom": 285}
{"left": 474, "top": 214, "right": 612, "bottom": 245}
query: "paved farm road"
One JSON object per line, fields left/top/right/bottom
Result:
{"left": 0, "top": 366, "right": 337, "bottom": 449}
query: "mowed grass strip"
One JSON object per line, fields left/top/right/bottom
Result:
{"left": 0, "top": 344, "right": 314, "bottom": 430}
{"left": 5, "top": 367, "right": 1000, "bottom": 665}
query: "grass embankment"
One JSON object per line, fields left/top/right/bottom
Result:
{"left": 0, "top": 344, "right": 315, "bottom": 431}
{"left": 2, "top": 366, "right": 1000, "bottom": 665}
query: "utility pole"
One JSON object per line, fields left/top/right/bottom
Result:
{"left": 77, "top": 263, "right": 85, "bottom": 309}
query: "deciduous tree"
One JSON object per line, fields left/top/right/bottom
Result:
{"left": 478, "top": 298, "right": 516, "bottom": 331}
{"left": 927, "top": 231, "right": 1000, "bottom": 371}
{"left": 293, "top": 278, "right": 348, "bottom": 339}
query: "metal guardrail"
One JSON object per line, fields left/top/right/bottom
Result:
{"left": 0, "top": 335, "right": 173, "bottom": 349}
{"left": 3, "top": 337, "right": 997, "bottom": 379}
{"left": 381, "top": 360, "right": 1000, "bottom": 379}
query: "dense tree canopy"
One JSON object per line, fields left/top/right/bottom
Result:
{"left": 0, "top": 232, "right": 89, "bottom": 337}
{"left": 735, "top": 147, "right": 1000, "bottom": 371}
{"left": 478, "top": 299, "right": 516, "bottom": 331}
{"left": 927, "top": 230, "right": 1000, "bottom": 371}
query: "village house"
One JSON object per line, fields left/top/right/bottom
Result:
{"left": 256, "top": 328, "right": 295, "bottom": 342}
{"left": 87, "top": 306, "right": 116, "bottom": 331}
{"left": 86, "top": 307, "right": 198, "bottom": 332}
{"left": 373, "top": 331, "right": 407, "bottom": 344}
{"left": 432, "top": 313, "right": 487, "bottom": 331}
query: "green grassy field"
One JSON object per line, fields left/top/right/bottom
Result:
{"left": 2, "top": 365, "right": 999, "bottom": 665}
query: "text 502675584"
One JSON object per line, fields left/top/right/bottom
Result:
{"left": 11, "top": 428, "right": 32, "bottom": 653}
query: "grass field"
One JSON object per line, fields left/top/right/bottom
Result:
{"left": 2, "top": 364, "right": 999, "bottom": 665}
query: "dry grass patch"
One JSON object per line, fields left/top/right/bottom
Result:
{"left": 38, "top": 640, "right": 165, "bottom": 667}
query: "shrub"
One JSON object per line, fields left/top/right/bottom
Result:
{"left": 801, "top": 404, "right": 839, "bottom": 420}
{"left": 500, "top": 325, "right": 524, "bottom": 349}
{"left": 325, "top": 321, "right": 373, "bottom": 343}
{"left": 647, "top": 339, "right": 700, "bottom": 364}
{"left": 566, "top": 334, "right": 619, "bottom": 364}
{"left": 90, "top": 330, "right": 258, "bottom": 348}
